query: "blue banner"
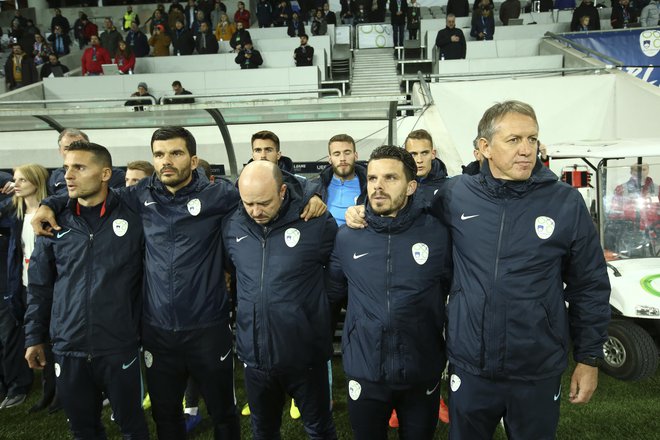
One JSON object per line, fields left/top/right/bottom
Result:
{"left": 562, "top": 28, "right": 660, "bottom": 86}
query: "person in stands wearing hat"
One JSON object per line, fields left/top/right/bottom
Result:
{"left": 125, "top": 82, "right": 156, "bottom": 111}
{"left": 148, "top": 24, "right": 171, "bottom": 56}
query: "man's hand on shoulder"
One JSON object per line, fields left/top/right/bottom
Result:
{"left": 300, "top": 194, "right": 326, "bottom": 221}
{"left": 31, "top": 205, "right": 61, "bottom": 237}
{"left": 345, "top": 205, "right": 367, "bottom": 229}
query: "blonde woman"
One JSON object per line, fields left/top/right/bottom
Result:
{"left": 215, "top": 13, "right": 235, "bottom": 42}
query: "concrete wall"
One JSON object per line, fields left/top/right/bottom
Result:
{"left": 436, "top": 54, "right": 563, "bottom": 75}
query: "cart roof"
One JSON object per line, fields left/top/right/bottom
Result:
{"left": 548, "top": 139, "right": 660, "bottom": 160}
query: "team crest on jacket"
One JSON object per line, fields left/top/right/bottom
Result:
{"left": 412, "top": 243, "right": 429, "bottom": 265}
{"left": 54, "top": 363, "right": 61, "bottom": 378}
{"left": 284, "top": 228, "right": 300, "bottom": 248}
{"left": 348, "top": 380, "right": 361, "bottom": 400}
{"left": 144, "top": 350, "right": 153, "bottom": 368}
{"left": 187, "top": 198, "right": 201, "bottom": 216}
{"left": 534, "top": 216, "right": 555, "bottom": 240}
{"left": 112, "top": 219, "right": 128, "bottom": 237}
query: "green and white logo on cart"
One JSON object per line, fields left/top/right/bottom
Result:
{"left": 640, "top": 274, "right": 660, "bottom": 298}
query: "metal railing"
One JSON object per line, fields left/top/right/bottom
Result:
{"left": 545, "top": 32, "right": 623, "bottom": 67}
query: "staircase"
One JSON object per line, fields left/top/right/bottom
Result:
{"left": 350, "top": 48, "right": 402, "bottom": 97}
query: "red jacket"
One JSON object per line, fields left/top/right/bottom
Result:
{"left": 115, "top": 51, "right": 136, "bottom": 74}
{"left": 81, "top": 45, "right": 111, "bottom": 75}
{"left": 234, "top": 9, "right": 251, "bottom": 28}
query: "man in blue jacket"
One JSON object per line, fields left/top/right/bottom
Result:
{"left": 24, "top": 142, "right": 149, "bottom": 439}
{"left": 328, "top": 145, "right": 452, "bottom": 440}
{"left": 404, "top": 129, "right": 448, "bottom": 202}
{"left": 224, "top": 161, "right": 338, "bottom": 439}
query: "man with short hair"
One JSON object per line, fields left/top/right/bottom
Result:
{"left": 328, "top": 145, "right": 452, "bottom": 439}
{"left": 461, "top": 136, "right": 483, "bottom": 175}
{"left": 25, "top": 141, "right": 149, "bottom": 439}
{"left": 126, "top": 22, "right": 150, "bottom": 57}
{"left": 223, "top": 161, "right": 338, "bottom": 439}
{"left": 404, "top": 129, "right": 448, "bottom": 196}
{"left": 100, "top": 18, "right": 122, "bottom": 57}
{"left": 81, "top": 35, "right": 111, "bottom": 76}
{"left": 125, "top": 161, "right": 156, "bottom": 186}
{"left": 122, "top": 5, "right": 140, "bottom": 32}
{"left": 294, "top": 34, "right": 314, "bottom": 67}
{"left": 164, "top": 80, "right": 195, "bottom": 104}
{"left": 4, "top": 43, "right": 38, "bottom": 91}
{"left": 250, "top": 130, "right": 295, "bottom": 173}
{"left": 610, "top": 0, "right": 638, "bottom": 28}
{"left": 235, "top": 41, "right": 263, "bottom": 68}
{"left": 172, "top": 19, "right": 195, "bottom": 55}
{"left": 50, "top": 8, "right": 71, "bottom": 35}
{"left": 196, "top": 21, "right": 219, "bottom": 54}
{"left": 435, "top": 14, "right": 466, "bottom": 60}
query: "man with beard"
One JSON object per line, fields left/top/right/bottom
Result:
{"left": 81, "top": 35, "right": 111, "bottom": 76}
{"left": 327, "top": 145, "right": 452, "bottom": 439}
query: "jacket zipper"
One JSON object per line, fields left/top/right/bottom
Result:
{"left": 486, "top": 206, "right": 506, "bottom": 375}
{"left": 386, "top": 233, "right": 393, "bottom": 381}
{"left": 86, "top": 232, "right": 94, "bottom": 360}
{"left": 258, "top": 226, "right": 268, "bottom": 368}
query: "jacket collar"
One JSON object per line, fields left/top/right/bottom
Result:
{"left": 365, "top": 191, "right": 423, "bottom": 234}
{"left": 478, "top": 158, "right": 558, "bottom": 199}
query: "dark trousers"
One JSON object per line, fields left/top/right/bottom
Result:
{"left": 142, "top": 323, "right": 239, "bottom": 440}
{"left": 408, "top": 28, "right": 418, "bottom": 40}
{"left": 448, "top": 365, "right": 562, "bottom": 440}
{"left": 245, "top": 363, "right": 337, "bottom": 440}
{"left": 184, "top": 376, "right": 201, "bottom": 409}
{"left": 392, "top": 23, "right": 405, "bottom": 46}
{"left": 54, "top": 351, "right": 148, "bottom": 440}
{"left": 0, "top": 300, "right": 33, "bottom": 396}
{"left": 346, "top": 377, "right": 440, "bottom": 440}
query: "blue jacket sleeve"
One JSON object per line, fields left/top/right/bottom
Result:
{"left": 24, "top": 236, "right": 56, "bottom": 347}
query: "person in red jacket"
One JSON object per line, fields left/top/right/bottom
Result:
{"left": 115, "top": 40, "right": 136, "bottom": 74}
{"left": 81, "top": 35, "right": 111, "bottom": 76}
{"left": 80, "top": 15, "right": 98, "bottom": 46}
{"left": 234, "top": 1, "right": 251, "bottom": 28}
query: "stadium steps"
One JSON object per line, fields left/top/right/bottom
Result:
{"left": 350, "top": 48, "right": 403, "bottom": 97}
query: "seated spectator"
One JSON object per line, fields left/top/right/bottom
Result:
{"left": 126, "top": 22, "right": 150, "bottom": 58}
{"left": 257, "top": 0, "right": 274, "bottom": 27}
{"left": 115, "top": 40, "right": 136, "bottom": 74}
{"left": 125, "top": 161, "right": 155, "bottom": 186}
{"left": 211, "top": 1, "right": 228, "bottom": 29}
{"left": 448, "top": 0, "right": 470, "bottom": 17}
{"left": 407, "top": 0, "right": 421, "bottom": 40}
{"left": 4, "top": 42, "right": 38, "bottom": 90}
{"left": 32, "top": 34, "right": 52, "bottom": 66}
{"left": 235, "top": 41, "right": 263, "bottom": 68}
{"left": 163, "top": 80, "right": 196, "bottom": 104}
{"left": 100, "top": 18, "right": 122, "bottom": 58}
{"left": 215, "top": 14, "right": 236, "bottom": 42}
{"left": 611, "top": 0, "right": 639, "bottom": 28}
{"left": 641, "top": 0, "right": 660, "bottom": 26}
{"left": 196, "top": 22, "right": 219, "bottom": 54}
{"left": 149, "top": 24, "right": 172, "bottom": 56}
{"left": 172, "top": 20, "right": 196, "bottom": 55}
{"left": 499, "top": 0, "right": 521, "bottom": 25}
{"left": 323, "top": 3, "right": 337, "bottom": 25}
{"left": 40, "top": 54, "right": 70, "bottom": 79}
{"left": 47, "top": 25, "right": 71, "bottom": 56}
{"left": 51, "top": 8, "right": 71, "bottom": 34}
{"left": 288, "top": 12, "right": 306, "bottom": 37}
{"left": 571, "top": 0, "right": 600, "bottom": 31}
{"left": 235, "top": 1, "right": 252, "bottom": 28}
{"left": 125, "top": 82, "right": 155, "bottom": 111}
{"left": 192, "top": 10, "right": 210, "bottom": 34}
{"left": 230, "top": 21, "right": 252, "bottom": 51}
{"left": 121, "top": 5, "right": 140, "bottom": 32}
{"left": 274, "top": 0, "right": 292, "bottom": 27}
{"left": 470, "top": 3, "right": 495, "bottom": 40}
{"left": 577, "top": 15, "right": 591, "bottom": 30}
{"left": 294, "top": 34, "right": 314, "bottom": 66}
{"left": 312, "top": 9, "right": 328, "bottom": 35}
{"left": 81, "top": 35, "right": 111, "bottom": 76}
{"left": 436, "top": 14, "right": 467, "bottom": 59}
{"left": 81, "top": 15, "right": 99, "bottom": 47}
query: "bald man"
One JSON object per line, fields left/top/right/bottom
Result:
{"left": 223, "top": 161, "right": 338, "bottom": 439}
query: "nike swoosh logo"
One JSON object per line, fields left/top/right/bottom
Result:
{"left": 144, "top": 201, "right": 157, "bottom": 206}
{"left": 426, "top": 381, "right": 440, "bottom": 395}
{"left": 56, "top": 229, "right": 72, "bottom": 238}
{"left": 353, "top": 252, "right": 368, "bottom": 259}
{"left": 122, "top": 357, "right": 137, "bottom": 370}
{"left": 2, "top": 296, "right": 10, "bottom": 300}
{"left": 54, "top": 181, "right": 64, "bottom": 187}
{"left": 236, "top": 235, "right": 248, "bottom": 242}
{"left": 220, "top": 348, "right": 232, "bottom": 362}
{"left": 460, "top": 214, "right": 479, "bottom": 220}
{"left": 554, "top": 384, "right": 561, "bottom": 401}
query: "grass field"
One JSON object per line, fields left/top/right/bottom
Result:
{"left": 1, "top": 356, "right": 659, "bottom": 439}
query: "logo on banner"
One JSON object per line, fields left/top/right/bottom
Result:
{"left": 412, "top": 243, "right": 429, "bottom": 265}
{"left": 284, "top": 228, "right": 300, "bottom": 248}
{"left": 640, "top": 30, "right": 660, "bottom": 57}
{"left": 187, "top": 198, "right": 201, "bottom": 216}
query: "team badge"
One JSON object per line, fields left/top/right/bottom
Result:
{"left": 113, "top": 219, "right": 128, "bottom": 237}
{"left": 412, "top": 243, "right": 429, "bottom": 265}
{"left": 144, "top": 350, "right": 154, "bottom": 368}
{"left": 284, "top": 228, "right": 300, "bottom": 248}
{"left": 348, "top": 380, "right": 362, "bottom": 400}
{"left": 450, "top": 374, "right": 461, "bottom": 392}
{"left": 534, "top": 216, "right": 555, "bottom": 240}
{"left": 187, "top": 198, "right": 201, "bottom": 216}
{"left": 54, "top": 363, "right": 61, "bottom": 378}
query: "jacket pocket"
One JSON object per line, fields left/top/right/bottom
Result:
{"left": 446, "top": 288, "right": 484, "bottom": 368}
{"left": 343, "top": 317, "right": 384, "bottom": 381}
{"left": 235, "top": 299, "right": 258, "bottom": 366}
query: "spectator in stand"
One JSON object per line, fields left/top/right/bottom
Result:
{"left": 215, "top": 14, "right": 236, "bottom": 42}
{"left": 192, "top": 10, "right": 210, "bottom": 34}
{"left": 641, "top": 0, "right": 660, "bottom": 26}
{"left": 470, "top": 3, "right": 495, "bottom": 40}
{"left": 100, "top": 18, "right": 122, "bottom": 59}
{"left": 577, "top": 15, "right": 591, "bottom": 30}
{"left": 125, "top": 161, "right": 155, "bottom": 186}
{"left": 230, "top": 21, "right": 252, "bottom": 51}
{"left": 472, "top": 0, "right": 494, "bottom": 10}
{"left": 12, "top": 9, "right": 27, "bottom": 28}
{"left": 81, "top": 15, "right": 99, "bottom": 48}
{"left": 163, "top": 80, "right": 196, "bottom": 104}
{"left": 157, "top": 3, "right": 171, "bottom": 25}
{"left": 274, "top": 0, "right": 292, "bottom": 27}
{"left": 80, "top": 35, "right": 111, "bottom": 76}
{"left": 340, "top": 0, "right": 357, "bottom": 24}
{"left": 198, "top": 0, "right": 215, "bottom": 22}
{"left": 170, "top": 0, "right": 185, "bottom": 14}
{"left": 185, "top": 0, "right": 199, "bottom": 29}
{"left": 126, "top": 22, "right": 150, "bottom": 58}
{"left": 169, "top": 6, "right": 186, "bottom": 33}
{"left": 436, "top": 14, "right": 466, "bottom": 59}
{"left": 125, "top": 82, "right": 156, "bottom": 111}
{"left": 149, "top": 24, "right": 172, "bottom": 56}
{"left": 235, "top": 41, "right": 263, "bottom": 68}
{"left": 121, "top": 5, "right": 140, "bottom": 32}
{"left": 211, "top": 0, "right": 228, "bottom": 29}
{"left": 196, "top": 22, "right": 220, "bottom": 54}
{"left": 407, "top": 0, "right": 421, "bottom": 40}
{"left": 611, "top": 0, "right": 639, "bottom": 28}
{"left": 235, "top": 1, "right": 252, "bottom": 28}
{"left": 390, "top": 0, "right": 408, "bottom": 48}
{"left": 294, "top": 34, "right": 314, "bottom": 66}
{"left": 312, "top": 9, "right": 328, "bottom": 35}
{"left": 7, "top": 20, "right": 28, "bottom": 55}
{"left": 73, "top": 11, "right": 87, "bottom": 49}
{"left": 354, "top": 4, "right": 369, "bottom": 24}
{"left": 447, "top": 0, "right": 470, "bottom": 17}
{"left": 257, "top": 0, "right": 274, "bottom": 27}
{"left": 149, "top": 9, "right": 169, "bottom": 36}
{"left": 48, "top": 25, "right": 71, "bottom": 56}
{"left": 500, "top": 0, "right": 521, "bottom": 24}
{"left": 323, "top": 3, "right": 337, "bottom": 25}
{"left": 115, "top": 41, "right": 136, "bottom": 74}
{"left": 32, "top": 34, "right": 52, "bottom": 67}
{"left": 172, "top": 19, "right": 196, "bottom": 55}
{"left": 571, "top": 0, "right": 601, "bottom": 31}
{"left": 40, "top": 54, "right": 69, "bottom": 79}
{"left": 288, "top": 12, "right": 306, "bottom": 37}
{"left": 5, "top": 42, "right": 38, "bottom": 90}
{"left": 50, "top": 8, "right": 71, "bottom": 35}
